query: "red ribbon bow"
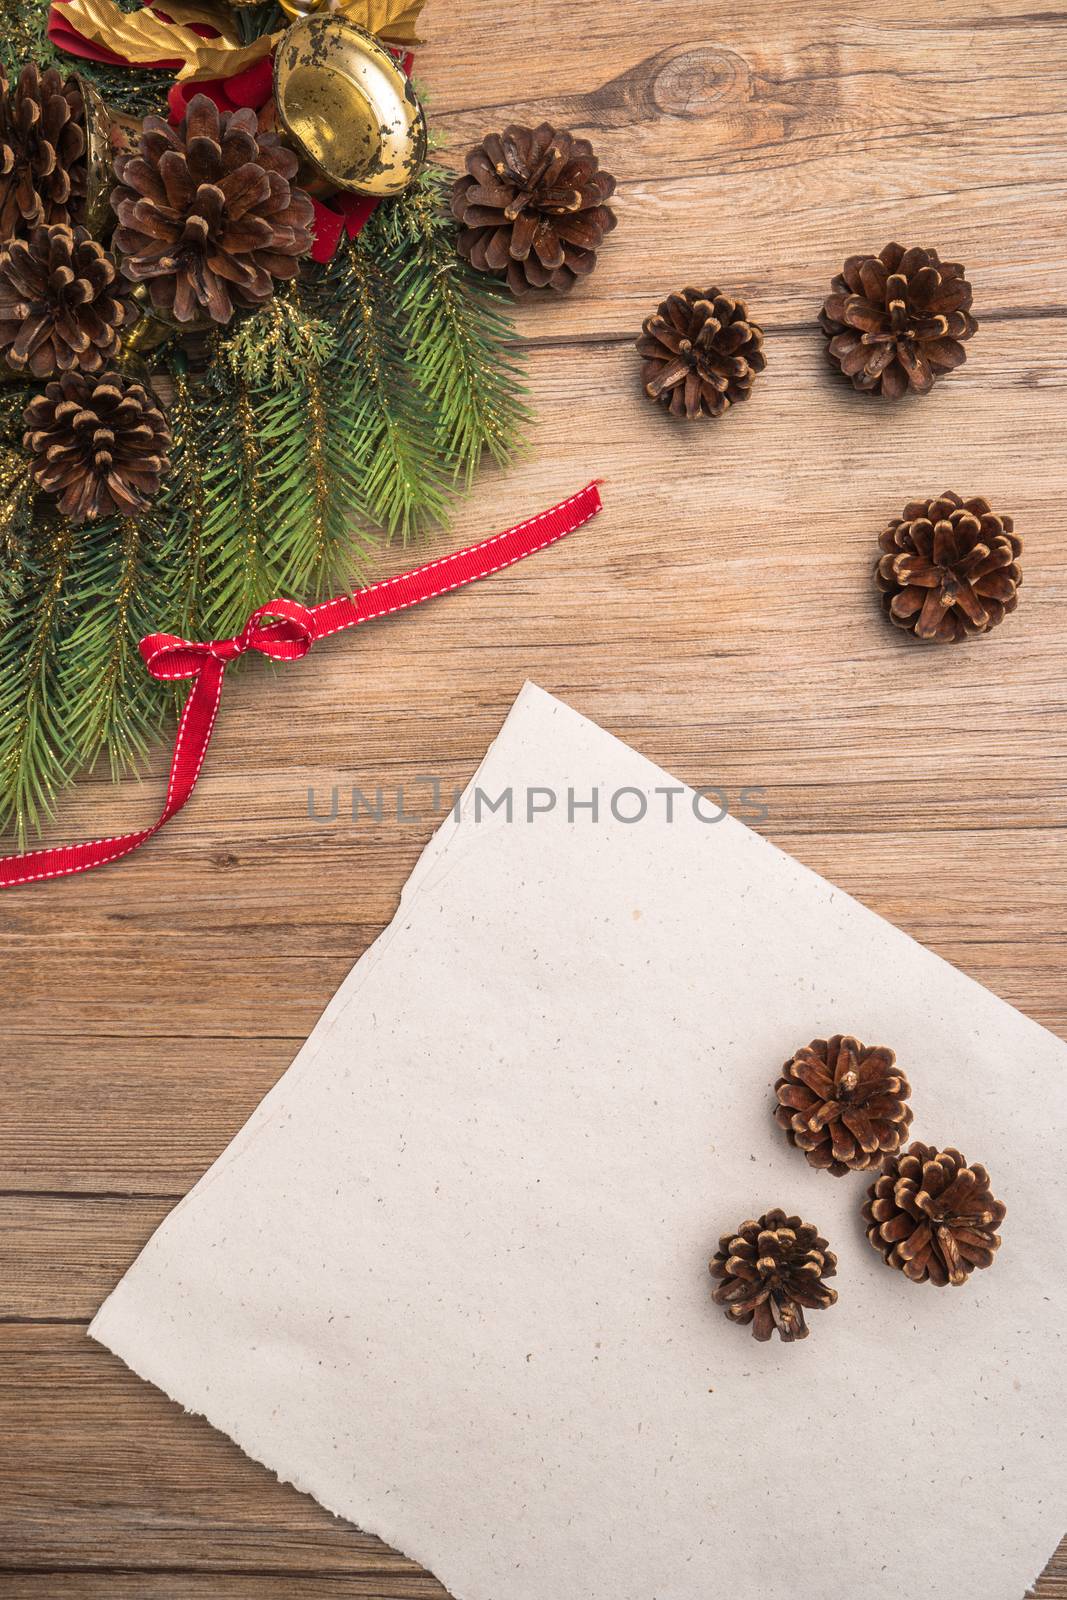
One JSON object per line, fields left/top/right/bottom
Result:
{"left": 143, "top": 596, "right": 318, "bottom": 678}
{"left": 0, "top": 483, "right": 603, "bottom": 890}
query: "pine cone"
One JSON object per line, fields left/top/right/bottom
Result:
{"left": 24, "top": 368, "right": 171, "bottom": 524}
{"left": 774, "top": 1034, "right": 913, "bottom": 1176}
{"left": 0, "top": 64, "right": 87, "bottom": 242}
{"left": 452, "top": 123, "right": 617, "bottom": 297}
{"left": 876, "top": 492, "right": 1021, "bottom": 644}
{"left": 111, "top": 95, "right": 316, "bottom": 326}
{"left": 0, "top": 224, "right": 136, "bottom": 379}
{"left": 819, "top": 242, "right": 976, "bottom": 398}
{"left": 637, "top": 287, "right": 766, "bottom": 419}
{"left": 862, "top": 1142, "right": 1006, "bottom": 1286}
{"left": 710, "top": 1210, "right": 837, "bottom": 1343}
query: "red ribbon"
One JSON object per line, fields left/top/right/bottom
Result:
{"left": 0, "top": 483, "right": 603, "bottom": 891}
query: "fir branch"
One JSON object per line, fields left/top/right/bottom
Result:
{"left": 197, "top": 376, "right": 288, "bottom": 637}
{"left": 317, "top": 236, "right": 451, "bottom": 542}
{"left": 60, "top": 513, "right": 169, "bottom": 780}
{"left": 365, "top": 163, "right": 529, "bottom": 486}
{"left": 215, "top": 297, "right": 374, "bottom": 600}
{"left": 216, "top": 295, "right": 335, "bottom": 392}
{"left": 0, "top": 515, "right": 76, "bottom": 843}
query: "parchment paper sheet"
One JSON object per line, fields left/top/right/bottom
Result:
{"left": 91, "top": 684, "right": 1067, "bottom": 1600}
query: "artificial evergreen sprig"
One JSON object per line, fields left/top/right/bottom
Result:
{"left": 320, "top": 235, "right": 452, "bottom": 542}
{"left": 216, "top": 293, "right": 336, "bottom": 392}
{"left": 368, "top": 162, "right": 529, "bottom": 486}
{"left": 0, "top": 513, "right": 76, "bottom": 841}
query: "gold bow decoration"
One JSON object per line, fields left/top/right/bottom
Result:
{"left": 57, "top": 0, "right": 425, "bottom": 82}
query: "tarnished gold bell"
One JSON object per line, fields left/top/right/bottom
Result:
{"left": 117, "top": 284, "right": 217, "bottom": 368}
{"left": 273, "top": 14, "right": 426, "bottom": 198}
{"left": 76, "top": 76, "right": 141, "bottom": 239}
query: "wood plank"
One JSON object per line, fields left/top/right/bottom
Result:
{"left": 3, "top": 0, "right": 1065, "bottom": 1592}
{"left": 0, "top": 1579, "right": 447, "bottom": 1599}
{"left": 0, "top": 1197, "right": 174, "bottom": 1318}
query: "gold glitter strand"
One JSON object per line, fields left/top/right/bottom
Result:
{"left": 170, "top": 370, "right": 207, "bottom": 631}
{"left": 235, "top": 379, "right": 266, "bottom": 611}
{"left": 303, "top": 359, "right": 332, "bottom": 591}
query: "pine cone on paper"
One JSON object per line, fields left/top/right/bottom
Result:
{"left": 452, "top": 123, "right": 617, "bottom": 297}
{"left": 862, "top": 1143, "right": 1006, "bottom": 1286}
{"left": 710, "top": 1210, "right": 837, "bottom": 1343}
{"left": 0, "top": 64, "right": 87, "bottom": 242}
{"left": 111, "top": 94, "right": 316, "bottom": 326}
{"left": 24, "top": 368, "right": 171, "bottom": 524}
{"left": 819, "top": 242, "right": 976, "bottom": 398}
{"left": 0, "top": 224, "right": 136, "bottom": 379}
{"left": 774, "top": 1035, "right": 913, "bottom": 1176}
{"left": 637, "top": 287, "right": 766, "bottom": 419}
{"left": 876, "top": 492, "right": 1022, "bottom": 643}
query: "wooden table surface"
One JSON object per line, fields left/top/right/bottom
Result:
{"left": 3, "top": 0, "right": 1065, "bottom": 1594}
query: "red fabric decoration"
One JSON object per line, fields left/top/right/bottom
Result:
{"left": 0, "top": 484, "right": 604, "bottom": 890}
{"left": 166, "top": 55, "right": 274, "bottom": 121}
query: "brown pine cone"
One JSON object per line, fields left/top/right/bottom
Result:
{"left": 862, "top": 1142, "right": 1006, "bottom": 1286}
{"left": 876, "top": 492, "right": 1021, "bottom": 644}
{"left": 819, "top": 242, "right": 976, "bottom": 398}
{"left": 774, "top": 1035, "right": 912, "bottom": 1176}
{"left": 637, "top": 287, "right": 766, "bottom": 419}
{"left": 24, "top": 368, "right": 171, "bottom": 524}
{"left": 0, "top": 224, "right": 136, "bottom": 379}
{"left": 710, "top": 1210, "right": 837, "bottom": 1343}
{"left": 111, "top": 95, "right": 316, "bottom": 326}
{"left": 452, "top": 123, "right": 617, "bottom": 297}
{"left": 0, "top": 64, "right": 87, "bottom": 242}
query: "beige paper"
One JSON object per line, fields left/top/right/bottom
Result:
{"left": 91, "top": 684, "right": 1067, "bottom": 1600}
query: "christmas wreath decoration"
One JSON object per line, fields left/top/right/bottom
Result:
{"left": 0, "top": 1, "right": 529, "bottom": 842}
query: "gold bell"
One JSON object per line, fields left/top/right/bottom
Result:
{"left": 77, "top": 76, "right": 142, "bottom": 240}
{"left": 272, "top": 14, "right": 426, "bottom": 198}
{"left": 118, "top": 284, "right": 218, "bottom": 368}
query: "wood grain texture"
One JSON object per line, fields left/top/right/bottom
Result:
{"left": 2, "top": 0, "right": 1065, "bottom": 1593}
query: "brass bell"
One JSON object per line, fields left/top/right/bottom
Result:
{"left": 272, "top": 14, "right": 426, "bottom": 198}
{"left": 77, "top": 76, "right": 142, "bottom": 240}
{"left": 117, "top": 284, "right": 218, "bottom": 369}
